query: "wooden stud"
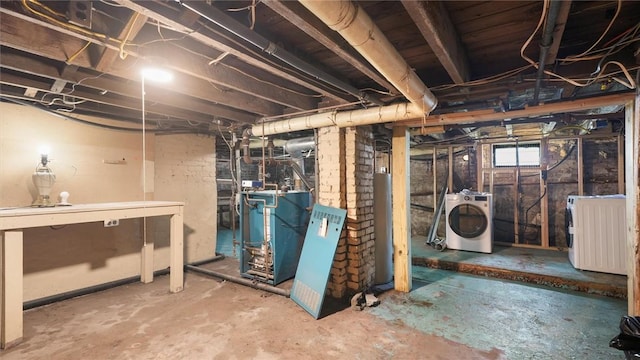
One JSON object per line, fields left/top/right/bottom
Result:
{"left": 618, "top": 134, "right": 625, "bottom": 194}
{"left": 392, "top": 126, "right": 411, "bottom": 292}
{"left": 577, "top": 138, "right": 584, "bottom": 195}
{"left": 540, "top": 138, "right": 550, "bottom": 248}
{"left": 626, "top": 99, "right": 640, "bottom": 314}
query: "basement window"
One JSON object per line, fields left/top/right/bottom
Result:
{"left": 493, "top": 142, "right": 541, "bottom": 167}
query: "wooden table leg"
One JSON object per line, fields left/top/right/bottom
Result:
{"left": 1, "top": 231, "right": 23, "bottom": 349}
{"left": 169, "top": 210, "right": 184, "bottom": 293}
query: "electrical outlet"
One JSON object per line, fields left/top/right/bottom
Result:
{"left": 104, "top": 219, "right": 120, "bottom": 227}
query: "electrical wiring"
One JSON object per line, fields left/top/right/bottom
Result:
{"left": 519, "top": 0, "right": 549, "bottom": 70}
{"left": 66, "top": 41, "right": 91, "bottom": 64}
{"left": 558, "top": 0, "right": 622, "bottom": 63}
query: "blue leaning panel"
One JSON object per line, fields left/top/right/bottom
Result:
{"left": 291, "top": 204, "right": 347, "bottom": 319}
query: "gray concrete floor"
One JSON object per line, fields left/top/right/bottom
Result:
{"left": 2, "top": 256, "right": 628, "bottom": 359}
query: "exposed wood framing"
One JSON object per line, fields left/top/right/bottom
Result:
{"left": 95, "top": 12, "right": 148, "bottom": 72}
{"left": 540, "top": 138, "right": 549, "bottom": 248}
{"left": 401, "top": 0, "right": 470, "bottom": 84}
{"left": 401, "top": 93, "right": 635, "bottom": 128}
{"left": 619, "top": 134, "right": 625, "bottom": 194}
{"left": 626, "top": 98, "right": 640, "bottom": 314}
{"left": 392, "top": 126, "right": 411, "bottom": 292}
{"left": 577, "top": 137, "right": 584, "bottom": 195}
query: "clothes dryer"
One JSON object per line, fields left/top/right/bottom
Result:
{"left": 445, "top": 192, "right": 493, "bottom": 253}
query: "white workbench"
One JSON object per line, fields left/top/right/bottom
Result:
{"left": 0, "top": 201, "right": 185, "bottom": 349}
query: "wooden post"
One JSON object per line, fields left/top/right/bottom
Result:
{"left": 541, "top": 138, "right": 549, "bottom": 248}
{"left": 618, "top": 134, "right": 625, "bottom": 194}
{"left": 626, "top": 99, "right": 640, "bottom": 314}
{"left": 1, "top": 231, "right": 23, "bottom": 348}
{"left": 392, "top": 126, "right": 411, "bottom": 292}
{"left": 577, "top": 137, "right": 584, "bottom": 195}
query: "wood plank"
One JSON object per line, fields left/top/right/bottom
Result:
{"left": 0, "top": 8, "right": 313, "bottom": 113}
{"left": 95, "top": 12, "right": 148, "bottom": 72}
{"left": 400, "top": 93, "right": 635, "bottom": 127}
{"left": 392, "top": 126, "right": 412, "bottom": 292}
{"left": 626, "top": 99, "right": 640, "bottom": 314}
{"left": 112, "top": 0, "right": 351, "bottom": 105}
{"left": 402, "top": 0, "right": 470, "bottom": 84}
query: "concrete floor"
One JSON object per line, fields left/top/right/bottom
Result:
{"left": 2, "top": 257, "right": 627, "bottom": 359}
{"left": 2, "top": 229, "right": 628, "bottom": 359}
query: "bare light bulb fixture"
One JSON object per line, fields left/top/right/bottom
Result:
{"left": 31, "top": 146, "right": 56, "bottom": 207}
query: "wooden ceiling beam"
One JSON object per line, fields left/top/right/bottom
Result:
{"left": 112, "top": 0, "right": 351, "bottom": 105}
{"left": 261, "top": 0, "right": 397, "bottom": 95}
{"left": 0, "top": 14, "right": 269, "bottom": 120}
{"left": 0, "top": 5, "right": 311, "bottom": 113}
{"left": 95, "top": 12, "right": 148, "bottom": 72}
{"left": 398, "top": 92, "right": 635, "bottom": 127}
{"left": 0, "top": 70, "right": 240, "bottom": 124}
{"left": 401, "top": 0, "right": 470, "bottom": 84}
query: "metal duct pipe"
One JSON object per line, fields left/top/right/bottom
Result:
{"left": 175, "top": 0, "right": 376, "bottom": 104}
{"left": 242, "top": 128, "right": 252, "bottom": 164}
{"left": 284, "top": 136, "right": 315, "bottom": 158}
{"left": 300, "top": 0, "right": 437, "bottom": 114}
{"left": 533, "top": 0, "right": 563, "bottom": 104}
{"left": 251, "top": 102, "right": 422, "bottom": 136}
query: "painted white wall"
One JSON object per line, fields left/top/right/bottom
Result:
{"left": 0, "top": 102, "right": 217, "bottom": 301}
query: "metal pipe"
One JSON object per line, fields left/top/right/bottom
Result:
{"left": 283, "top": 136, "right": 315, "bottom": 158}
{"left": 251, "top": 102, "right": 423, "bottom": 136}
{"left": 300, "top": 0, "right": 437, "bottom": 114}
{"left": 241, "top": 128, "right": 252, "bottom": 164}
{"left": 175, "top": 0, "right": 376, "bottom": 105}
{"left": 185, "top": 265, "right": 290, "bottom": 297}
{"left": 533, "top": 0, "right": 562, "bottom": 104}
{"left": 24, "top": 254, "right": 226, "bottom": 310}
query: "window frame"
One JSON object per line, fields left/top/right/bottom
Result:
{"left": 492, "top": 142, "right": 541, "bottom": 168}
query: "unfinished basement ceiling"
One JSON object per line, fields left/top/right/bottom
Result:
{"left": 0, "top": 0, "right": 638, "bottom": 140}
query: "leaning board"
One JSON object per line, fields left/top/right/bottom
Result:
{"left": 291, "top": 204, "right": 347, "bottom": 319}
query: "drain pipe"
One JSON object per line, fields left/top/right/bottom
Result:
{"left": 185, "top": 264, "right": 290, "bottom": 297}
{"left": 533, "top": 0, "right": 562, "bottom": 104}
{"left": 300, "top": 0, "right": 437, "bottom": 114}
{"left": 174, "top": 0, "right": 377, "bottom": 105}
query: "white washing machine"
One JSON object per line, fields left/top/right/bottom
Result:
{"left": 566, "top": 195, "right": 627, "bottom": 275}
{"left": 445, "top": 192, "right": 493, "bottom": 253}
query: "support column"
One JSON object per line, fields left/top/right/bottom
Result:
{"left": 626, "top": 99, "right": 640, "bottom": 314}
{"left": 392, "top": 126, "right": 411, "bottom": 292}
{"left": 317, "top": 126, "right": 347, "bottom": 298}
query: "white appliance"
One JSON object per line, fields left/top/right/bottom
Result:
{"left": 566, "top": 195, "right": 627, "bottom": 275}
{"left": 445, "top": 192, "right": 493, "bottom": 253}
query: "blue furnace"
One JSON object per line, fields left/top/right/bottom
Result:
{"left": 239, "top": 190, "right": 311, "bottom": 285}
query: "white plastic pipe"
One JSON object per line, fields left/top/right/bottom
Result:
{"left": 300, "top": 0, "right": 437, "bottom": 114}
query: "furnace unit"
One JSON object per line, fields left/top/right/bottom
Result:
{"left": 239, "top": 190, "right": 311, "bottom": 285}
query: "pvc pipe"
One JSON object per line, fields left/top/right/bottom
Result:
{"left": 251, "top": 102, "right": 423, "bottom": 136}
{"left": 300, "top": 0, "right": 437, "bottom": 114}
{"left": 185, "top": 265, "right": 291, "bottom": 297}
